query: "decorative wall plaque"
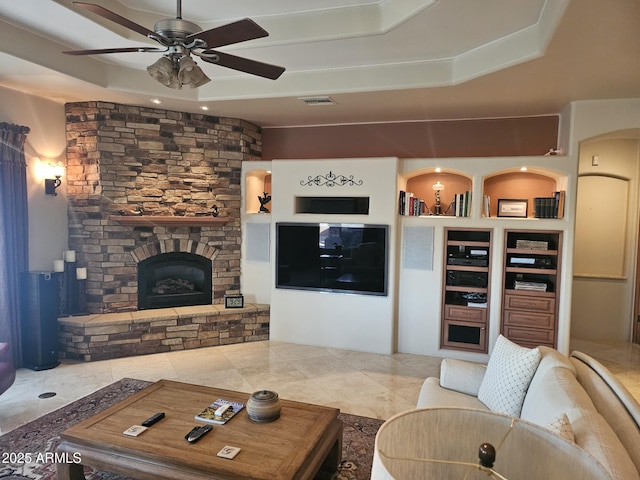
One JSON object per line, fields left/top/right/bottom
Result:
{"left": 300, "top": 170, "right": 363, "bottom": 187}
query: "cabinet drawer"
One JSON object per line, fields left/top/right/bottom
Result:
{"left": 444, "top": 305, "right": 486, "bottom": 323}
{"left": 503, "top": 325, "right": 554, "bottom": 344}
{"left": 503, "top": 310, "right": 555, "bottom": 329}
{"left": 516, "top": 340, "right": 555, "bottom": 349}
{"left": 504, "top": 294, "right": 555, "bottom": 313}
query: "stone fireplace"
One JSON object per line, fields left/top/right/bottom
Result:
{"left": 58, "top": 102, "right": 270, "bottom": 361}
{"left": 65, "top": 101, "right": 261, "bottom": 314}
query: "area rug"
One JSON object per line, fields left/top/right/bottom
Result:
{"left": 0, "top": 378, "right": 383, "bottom": 480}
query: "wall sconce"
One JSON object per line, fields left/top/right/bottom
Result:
{"left": 42, "top": 161, "right": 64, "bottom": 196}
{"left": 432, "top": 181, "right": 445, "bottom": 215}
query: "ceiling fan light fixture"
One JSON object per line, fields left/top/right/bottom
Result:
{"left": 66, "top": 2, "right": 285, "bottom": 84}
{"left": 178, "top": 55, "right": 210, "bottom": 88}
{"left": 147, "top": 56, "right": 181, "bottom": 89}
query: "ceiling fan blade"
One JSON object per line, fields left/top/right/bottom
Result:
{"left": 73, "top": 2, "right": 169, "bottom": 43}
{"left": 188, "top": 18, "right": 268, "bottom": 49}
{"left": 63, "top": 47, "right": 166, "bottom": 55}
{"left": 200, "top": 50, "right": 285, "bottom": 80}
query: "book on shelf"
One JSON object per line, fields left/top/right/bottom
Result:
{"left": 398, "top": 191, "right": 426, "bottom": 216}
{"left": 482, "top": 195, "right": 491, "bottom": 217}
{"left": 555, "top": 190, "right": 565, "bottom": 219}
{"left": 534, "top": 191, "right": 565, "bottom": 218}
{"left": 195, "top": 398, "right": 245, "bottom": 425}
{"left": 454, "top": 191, "right": 472, "bottom": 217}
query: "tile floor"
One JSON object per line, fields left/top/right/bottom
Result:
{"left": 1, "top": 338, "right": 640, "bottom": 436}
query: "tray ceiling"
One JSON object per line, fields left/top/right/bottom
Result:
{"left": 0, "top": 0, "right": 638, "bottom": 127}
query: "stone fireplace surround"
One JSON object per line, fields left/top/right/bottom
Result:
{"left": 60, "top": 101, "right": 269, "bottom": 360}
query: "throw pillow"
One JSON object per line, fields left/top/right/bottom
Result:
{"left": 548, "top": 413, "right": 575, "bottom": 443}
{"left": 478, "top": 335, "right": 541, "bottom": 417}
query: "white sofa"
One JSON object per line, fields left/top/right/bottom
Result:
{"left": 416, "top": 341, "right": 640, "bottom": 479}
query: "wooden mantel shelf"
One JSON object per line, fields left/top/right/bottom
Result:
{"left": 108, "top": 215, "right": 233, "bottom": 226}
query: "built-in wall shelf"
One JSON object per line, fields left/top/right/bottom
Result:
{"left": 108, "top": 216, "right": 233, "bottom": 227}
{"left": 399, "top": 161, "right": 568, "bottom": 220}
{"left": 501, "top": 229, "right": 562, "bottom": 348}
{"left": 441, "top": 228, "right": 492, "bottom": 353}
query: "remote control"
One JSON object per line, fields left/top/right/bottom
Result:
{"left": 185, "top": 425, "right": 213, "bottom": 443}
{"left": 141, "top": 412, "right": 165, "bottom": 427}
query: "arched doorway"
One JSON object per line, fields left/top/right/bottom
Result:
{"left": 572, "top": 130, "right": 640, "bottom": 343}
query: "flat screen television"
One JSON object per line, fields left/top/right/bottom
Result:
{"left": 276, "top": 222, "right": 389, "bottom": 296}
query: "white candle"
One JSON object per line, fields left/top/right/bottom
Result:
{"left": 64, "top": 250, "right": 76, "bottom": 262}
{"left": 53, "top": 260, "right": 65, "bottom": 272}
{"left": 76, "top": 267, "right": 87, "bottom": 280}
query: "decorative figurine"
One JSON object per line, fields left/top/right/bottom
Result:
{"left": 211, "top": 205, "right": 219, "bottom": 217}
{"left": 258, "top": 192, "right": 271, "bottom": 213}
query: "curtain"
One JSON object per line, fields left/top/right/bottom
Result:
{"left": 0, "top": 122, "right": 30, "bottom": 367}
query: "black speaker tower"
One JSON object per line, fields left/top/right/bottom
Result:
{"left": 20, "top": 271, "right": 60, "bottom": 371}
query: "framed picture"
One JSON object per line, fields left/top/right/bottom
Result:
{"left": 224, "top": 294, "right": 244, "bottom": 308}
{"left": 497, "top": 199, "right": 528, "bottom": 218}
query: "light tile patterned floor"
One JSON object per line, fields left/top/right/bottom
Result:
{"left": 1, "top": 339, "right": 639, "bottom": 435}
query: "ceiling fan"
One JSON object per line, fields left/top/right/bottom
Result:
{"left": 63, "top": 0, "right": 285, "bottom": 89}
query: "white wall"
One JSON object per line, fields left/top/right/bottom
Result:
{"left": 267, "top": 157, "right": 399, "bottom": 354}
{"left": 564, "top": 99, "right": 640, "bottom": 342}
{"left": 572, "top": 137, "right": 640, "bottom": 340}
{"left": 241, "top": 155, "right": 577, "bottom": 357}
{"left": 0, "top": 87, "right": 68, "bottom": 271}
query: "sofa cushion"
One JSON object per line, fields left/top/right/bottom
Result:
{"left": 439, "top": 358, "right": 486, "bottom": 396}
{"left": 520, "top": 347, "right": 639, "bottom": 479}
{"left": 416, "top": 377, "right": 488, "bottom": 410}
{"left": 571, "top": 351, "right": 640, "bottom": 476}
{"left": 520, "top": 346, "right": 577, "bottom": 424}
{"left": 478, "top": 335, "right": 541, "bottom": 417}
{"left": 571, "top": 406, "right": 640, "bottom": 480}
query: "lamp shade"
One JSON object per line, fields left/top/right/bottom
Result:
{"left": 147, "top": 56, "right": 181, "bottom": 89}
{"left": 178, "top": 55, "right": 211, "bottom": 88}
{"left": 371, "top": 407, "right": 612, "bottom": 480}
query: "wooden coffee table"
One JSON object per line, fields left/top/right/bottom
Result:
{"left": 56, "top": 379, "right": 342, "bottom": 480}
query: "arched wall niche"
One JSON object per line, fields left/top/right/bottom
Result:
{"left": 245, "top": 169, "right": 272, "bottom": 214}
{"left": 405, "top": 168, "right": 471, "bottom": 215}
{"left": 483, "top": 167, "right": 565, "bottom": 218}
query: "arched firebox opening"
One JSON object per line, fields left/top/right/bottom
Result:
{"left": 137, "top": 252, "right": 212, "bottom": 310}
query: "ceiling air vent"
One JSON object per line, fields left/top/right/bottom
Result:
{"left": 299, "top": 96, "right": 337, "bottom": 106}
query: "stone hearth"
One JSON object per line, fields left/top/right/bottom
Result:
{"left": 59, "top": 304, "right": 270, "bottom": 361}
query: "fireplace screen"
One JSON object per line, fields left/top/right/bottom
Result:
{"left": 137, "top": 252, "right": 212, "bottom": 310}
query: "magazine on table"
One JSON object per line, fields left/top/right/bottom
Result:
{"left": 195, "top": 398, "right": 245, "bottom": 425}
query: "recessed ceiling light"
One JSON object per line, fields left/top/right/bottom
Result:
{"left": 435, "top": 167, "right": 442, "bottom": 173}
{"left": 200, "top": 106, "right": 209, "bottom": 111}
{"left": 520, "top": 166, "right": 528, "bottom": 171}
{"left": 151, "top": 98, "right": 162, "bottom": 104}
